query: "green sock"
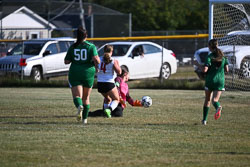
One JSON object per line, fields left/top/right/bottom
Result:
{"left": 83, "top": 104, "right": 90, "bottom": 119}
{"left": 213, "top": 101, "right": 220, "bottom": 110}
{"left": 73, "top": 97, "right": 82, "bottom": 108}
{"left": 203, "top": 106, "right": 210, "bottom": 121}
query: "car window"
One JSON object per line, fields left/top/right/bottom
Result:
{"left": 143, "top": 44, "right": 161, "bottom": 54}
{"left": 113, "top": 45, "right": 130, "bottom": 56}
{"left": 8, "top": 44, "right": 22, "bottom": 55}
{"left": 58, "top": 41, "right": 68, "bottom": 52}
{"left": 69, "top": 41, "right": 74, "bottom": 46}
{"left": 199, "top": 51, "right": 209, "bottom": 63}
{"left": 8, "top": 43, "right": 44, "bottom": 56}
{"left": 132, "top": 45, "right": 144, "bottom": 56}
{"left": 98, "top": 44, "right": 131, "bottom": 57}
{"left": 45, "top": 43, "right": 58, "bottom": 54}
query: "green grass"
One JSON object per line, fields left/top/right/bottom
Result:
{"left": 0, "top": 88, "right": 250, "bottom": 167}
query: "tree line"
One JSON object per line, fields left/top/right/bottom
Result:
{"left": 87, "top": 0, "right": 209, "bottom": 31}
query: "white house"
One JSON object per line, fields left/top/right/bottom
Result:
{"left": 1, "top": 6, "right": 56, "bottom": 40}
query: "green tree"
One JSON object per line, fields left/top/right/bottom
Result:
{"left": 88, "top": 0, "right": 208, "bottom": 31}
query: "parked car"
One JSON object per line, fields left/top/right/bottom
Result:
{"left": 98, "top": 41, "right": 177, "bottom": 80}
{"left": 194, "top": 30, "right": 250, "bottom": 79}
{"left": 0, "top": 37, "right": 75, "bottom": 81}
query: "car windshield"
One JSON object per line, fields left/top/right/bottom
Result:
{"left": 98, "top": 44, "right": 131, "bottom": 57}
{"left": 8, "top": 42, "right": 45, "bottom": 56}
{"left": 219, "top": 34, "right": 250, "bottom": 46}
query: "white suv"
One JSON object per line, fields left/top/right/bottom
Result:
{"left": 0, "top": 38, "right": 75, "bottom": 81}
{"left": 194, "top": 30, "right": 250, "bottom": 79}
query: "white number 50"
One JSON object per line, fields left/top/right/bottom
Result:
{"left": 74, "top": 49, "right": 87, "bottom": 61}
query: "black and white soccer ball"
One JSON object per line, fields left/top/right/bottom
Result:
{"left": 141, "top": 96, "right": 152, "bottom": 108}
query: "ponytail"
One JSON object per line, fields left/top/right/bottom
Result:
{"left": 118, "top": 68, "right": 128, "bottom": 77}
{"left": 73, "top": 26, "right": 88, "bottom": 48}
{"left": 103, "top": 53, "right": 112, "bottom": 64}
{"left": 208, "top": 39, "right": 224, "bottom": 62}
{"left": 103, "top": 45, "right": 113, "bottom": 64}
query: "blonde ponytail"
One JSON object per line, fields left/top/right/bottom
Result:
{"left": 103, "top": 53, "right": 112, "bottom": 64}
{"left": 103, "top": 45, "right": 113, "bottom": 64}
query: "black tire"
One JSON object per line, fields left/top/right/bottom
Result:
{"left": 31, "top": 67, "right": 42, "bottom": 81}
{"left": 240, "top": 57, "right": 250, "bottom": 78}
{"left": 160, "top": 63, "right": 171, "bottom": 79}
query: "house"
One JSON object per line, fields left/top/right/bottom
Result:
{"left": 49, "top": 2, "right": 131, "bottom": 38}
{"left": 1, "top": 6, "right": 56, "bottom": 39}
{"left": 0, "top": 1, "right": 131, "bottom": 39}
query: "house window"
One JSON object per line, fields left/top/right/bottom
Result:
{"left": 29, "top": 32, "right": 40, "bottom": 39}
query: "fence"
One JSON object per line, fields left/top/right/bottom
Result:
{"left": 1, "top": 34, "right": 249, "bottom": 91}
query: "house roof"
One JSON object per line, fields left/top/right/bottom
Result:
{"left": 2, "top": 6, "right": 56, "bottom": 29}
{"left": 1, "top": 1, "right": 125, "bottom": 29}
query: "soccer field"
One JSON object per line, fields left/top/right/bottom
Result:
{"left": 0, "top": 88, "right": 250, "bottom": 167}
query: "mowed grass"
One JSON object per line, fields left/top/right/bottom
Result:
{"left": 0, "top": 88, "right": 250, "bottom": 167}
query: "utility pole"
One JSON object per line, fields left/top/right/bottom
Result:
{"left": 0, "top": 0, "right": 3, "bottom": 39}
{"left": 47, "top": 0, "right": 51, "bottom": 38}
{"left": 79, "top": 0, "right": 86, "bottom": 29}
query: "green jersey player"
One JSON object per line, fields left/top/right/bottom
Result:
{"left": 64, "top": 26, "right": 100, "bottom": 124}
{"left": 194, "top": 39, "right": 229, "bottom": 125}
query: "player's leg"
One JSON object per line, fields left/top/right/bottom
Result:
{"left": 212, "top": 90, "right": 222, "bottom": 120}
{"left": 103, "top": 96, "right": 111, "bottom": 112}
{"left": 71, "top": 85, "right": 83, "bottom": 121}
{"left": 81, "top": 87, "right": 92, "bottom": 124}
{"left": 107, "top": 87, "right": 120, "bottom": 112}
{"left": 101, "top": 93, "right": 112, "bottom": 118}
{"left": 202, "top": 89, "right": 212, "bottom": 125}
{"left": 72, "top": 85, "right": 83, "bottom": 107}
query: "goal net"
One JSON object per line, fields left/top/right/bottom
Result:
{"left": 209, "top": 0, "right": 250, "bottom": 90}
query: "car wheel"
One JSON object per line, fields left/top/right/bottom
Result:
{"left": 240, "top": 57, "right": 250, "bottom": 78}
{"left": 160, "top": 63, "right": 171, "bottom": 79}
{"left": 31, "top": 67, "right": 42, "bottom": 81}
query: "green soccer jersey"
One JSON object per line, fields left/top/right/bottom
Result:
{"left": 65, "top": 41, "right": 98, "bottom": 87}
{"left": 204, "top": 53, "right": 229, "bottom": 91}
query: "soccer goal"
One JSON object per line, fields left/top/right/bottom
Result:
{"left": 209, "top": 0, "right": 250, "bottom": 90}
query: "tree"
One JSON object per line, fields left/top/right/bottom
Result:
{"left": 87, "top": 0, "right": 208, "bottom": 31}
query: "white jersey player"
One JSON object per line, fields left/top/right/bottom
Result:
{"left": 96, "top": 45, "right": 121, "bottom": 118}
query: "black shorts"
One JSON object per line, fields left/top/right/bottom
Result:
{"left": 111, "top": 104, "right": 124, "bottom": 117}
{"left": 97, "top": 82, "right": 115, "bottom": 93}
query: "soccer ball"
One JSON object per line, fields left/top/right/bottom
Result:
{"left": 141, "top": 96, "right": 152, "bottom": 108}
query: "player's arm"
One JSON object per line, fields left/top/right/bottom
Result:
{"left": 92, "top": 55, "right": 100, "bottom": 72}
{"left": 224, "top": 65, "right": 229, "bottom": 73}
{"left": 203, "top": 66, "right": 209, "bottom": 73}
{"left": 113, "top": 59, "right": 122, "bottom": 75}
{"left": 193, "top": 60, "right": 207, "bottom": 73}
{"left": 224, "top": 57, "right": 229, "bottom": 73}
{"left": 115, "top": 77, "right": 122, "bottom": 88}
{"left": 91, "top": 45, "right": 100, "bottom": 72}
{"left": 64, "top": 46, "right": 73, "bottom": 64}
{"left": 126, "top": 91, "right": 142, "bottom": 107}
{"left": 64, "top": 60, "right": 71, "bottom": 64}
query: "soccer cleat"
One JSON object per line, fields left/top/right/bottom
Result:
{"left": 201, "top": 120, "right": 207, "bottom": 125}
{"left": 104, "top": 108, "right": 112, "bottom": 118}
{"left": 76, "top": 105, "right": 83, "bottom": 121}
{"left": 83, "top": 119, "right": 87, "bottom": 124}
{"left": 214, "top": 106, "right": 222, "bottom": 120}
